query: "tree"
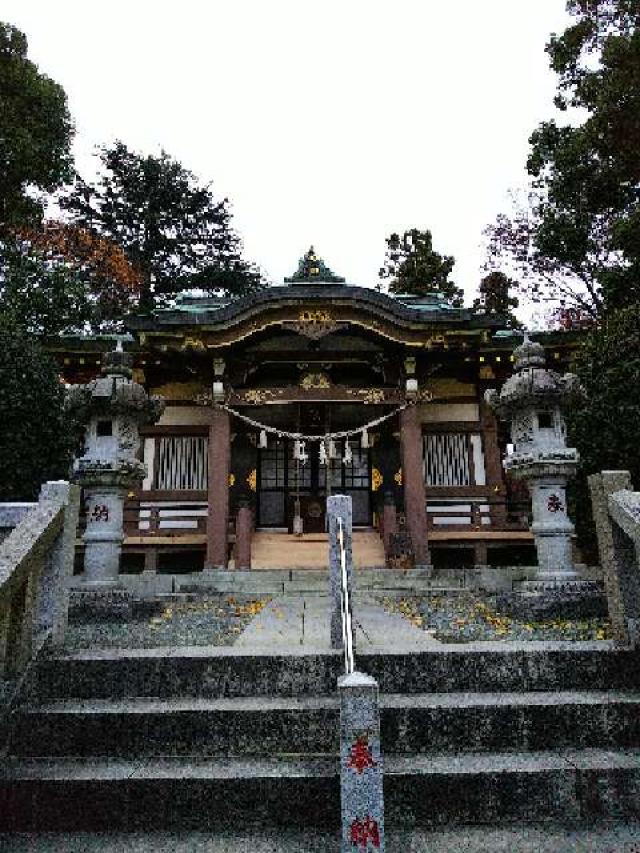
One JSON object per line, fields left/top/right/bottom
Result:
{"left": 0, "top": 23, "right": 73, "bottom": 230}
{"left": 486, "top": 1, "right": 640, "bottom": 319}
{"left": 565, "top": 302, "right": 640, "bottom": 555}
{"left": 0, "top": 223, "right": 140, "bottom": 334}
{"left": 379, "top": 228, "right": 463, "bottom": 305}
{"left": 0, "top": 321, "right": 74, "bottom": 500}
{"left": 60, "top": 142, "right": 263, "bottom": 308}
{"left": 568, "top": 303, "right": 640, "bottom": 487}
{"left": 472, "top": 271, "right": 521, "bottom": 326}
{"left": 0, "top": 242, "right": 92, "bottom": 336}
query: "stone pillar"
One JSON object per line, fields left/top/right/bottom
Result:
{"left": 480, "top": 401, "right": 507, "bottom": 525}
{"left": 589, "top": 470, "right": 635, "bottom": 645}
{"left": 339, "top": 671, "right": 385, "bottom": 853}
{"left": 529, "top": 480, "right": 576, "bottom": 578}
{"left": 82, "top": 485, "right": 127, "bottom": 588}
{"left": 399, "top": 406, "right": 430, "bottom": 569}
{"left": 327, "top": 494, "right": 355, "bottom": 652}
{"left": 382, "top": 491, "right": 397, "bottom": 560}
{"left": 206, "top": 408, "right": 231, "bottom": 569}
{"left": 235, "top": 498, "right": 253, "bottom": 570}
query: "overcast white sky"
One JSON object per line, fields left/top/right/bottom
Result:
{"left": 4, "top": 0, "right": 571, "bottom": 303}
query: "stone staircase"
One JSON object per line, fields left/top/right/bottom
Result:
{"left": 3, "top": 643, "right": 640, "bottom": 831}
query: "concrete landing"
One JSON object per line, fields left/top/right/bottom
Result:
{"left": 249, "top": 530, "right": 386, "bottom": 570}
{"left": 235, "top": 594, "right": 440, "bottom": 650}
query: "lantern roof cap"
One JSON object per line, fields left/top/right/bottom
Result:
{"left": 513, "top": 331, "right": 546, "bottom": 370}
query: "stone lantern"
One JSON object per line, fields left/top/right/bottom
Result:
{"left": 485, "top": 334, "right": 581, "bottom": 580}
{"left": 66, "top": 342, "right": 164, "bottom": 589}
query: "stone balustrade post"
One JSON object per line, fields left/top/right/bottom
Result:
{"left": 339, "top": 671, "right": 385, "bottom": 852}
{"left": 35, "top": 482, "right": 81, "bottom": 648}
{"left": 327, "top": 494, "right": 355, "bottom": 652}
{"left": 589, "top": 470, "right": 639, "bottom": 646}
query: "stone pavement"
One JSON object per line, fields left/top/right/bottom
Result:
{"left": 234, "top": 593, "right": 440, "bottom": 650}
{"left": 3, "top": 823, "right": 640, "bottom": 851}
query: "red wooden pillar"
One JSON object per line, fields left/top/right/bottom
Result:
{"left": 235, "top": 499, "right": 253, "bottom": 570}
{"left": 399, "top": 406, "right": 430, "bottom": 568}
{"left": 206, "top": 408, "right": 230, "bottom": 569}
{"left": 480, "top": 401, "right": 507, "bottom": 525}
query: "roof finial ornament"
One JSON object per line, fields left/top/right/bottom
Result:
{"left": 284, "top": 245, "right": 346, "bottom": 285}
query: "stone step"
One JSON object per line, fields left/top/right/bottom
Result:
{"left": 31, "top": 646, "right": 640, "bottom": 701}
{"left": 10, "top": 690, "right": 640, "bottom": 758}
{"left": 3, "top": 749, "right": 640, "bottom": 831}
{"left": 178, "top": 567, "right": 450, "bottom": 595}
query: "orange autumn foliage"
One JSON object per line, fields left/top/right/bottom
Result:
{"left": 13, "top": 221, "right": 141, "bottom": 293}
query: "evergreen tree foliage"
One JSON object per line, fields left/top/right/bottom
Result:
{"left": 568, "top": 304, "right": 640, "bottom": 487}
{"left": 486, "top": 1, "right": 640, "bottom": 318}
{"left": 0, "top": 23, "right": 73, "bottom": 230}
{"left": 379, "top": 228, "right": 463, "bottom": 305}
{"left": 566, "top": 303, "right": 640, "bottom": 555}
{"left": 60, "top": 142, "right": 263, "bottom": 308}
{"left": 472, "top": 272, "right": 521, "bottom": 326}
{"left": 0, "top": 322, "right": 74, "bottom": 500}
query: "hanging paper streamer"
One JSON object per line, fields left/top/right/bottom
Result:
{"left": 343, "top": 440, "right": 353, "bottom": 465}
{"left": 319, "top": 441, "right": 328, "bottom": 466}
{"left": 298, "top": 440, "right": 308, "bottom": 465}
{"left": 293, "top": 439, "right": 302, "bottom": 460}
{"left": 212, "top": 400, "right": 413, "bottom": 448}
{"left": 328, "top": 438, "right": 337, "bottom": 459}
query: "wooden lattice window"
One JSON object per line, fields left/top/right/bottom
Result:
{"left": 154, "top": 436, "right": 208, "bottom": 491}
{"left": 423, "top": 433, "right": 471, "bottom": 487}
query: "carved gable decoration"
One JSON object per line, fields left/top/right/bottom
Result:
{"left": 300, "top": 370, "right": 332, "bottom": 390}
{"left": 282, "top": 310, "right": 348, "bottom": 340}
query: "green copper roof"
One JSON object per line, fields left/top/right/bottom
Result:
{"left": 284, "top": 246, "right": 345, "bottom": 284}
{"left": 390, "top": 292, "right": 456, "bottom": 311}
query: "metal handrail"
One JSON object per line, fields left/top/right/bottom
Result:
{"left": 338, "top": 517, "right": 355, "bottom": 674}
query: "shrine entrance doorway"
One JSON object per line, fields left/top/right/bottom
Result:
{"left": 255, "top": 405, "right": 372, "bottom": 532}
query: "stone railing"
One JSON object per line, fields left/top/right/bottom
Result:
{"left": 589, "top": 471, "right": 640, "bottom": 646}
{"left": 327, "top": 495, "right": 386, "bottom": 852}
{"left": 0, "top": 482, "right": 80, "bottom": 685}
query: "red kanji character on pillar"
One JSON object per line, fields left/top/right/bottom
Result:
{"left": 91, "top": 504, "right": 109, "bottom": 522}
{"left": 547, "top": 494, "right": 564, "bottom": 513}
{"left": 347, "top": 734, "right": 377, "bottom": 774}
{"left": 349, "top": 815, "right": 381, "bottom": 849}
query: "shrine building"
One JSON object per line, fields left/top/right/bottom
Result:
{"left": 49, "top": 248, "right": 580, "bottom": 579}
